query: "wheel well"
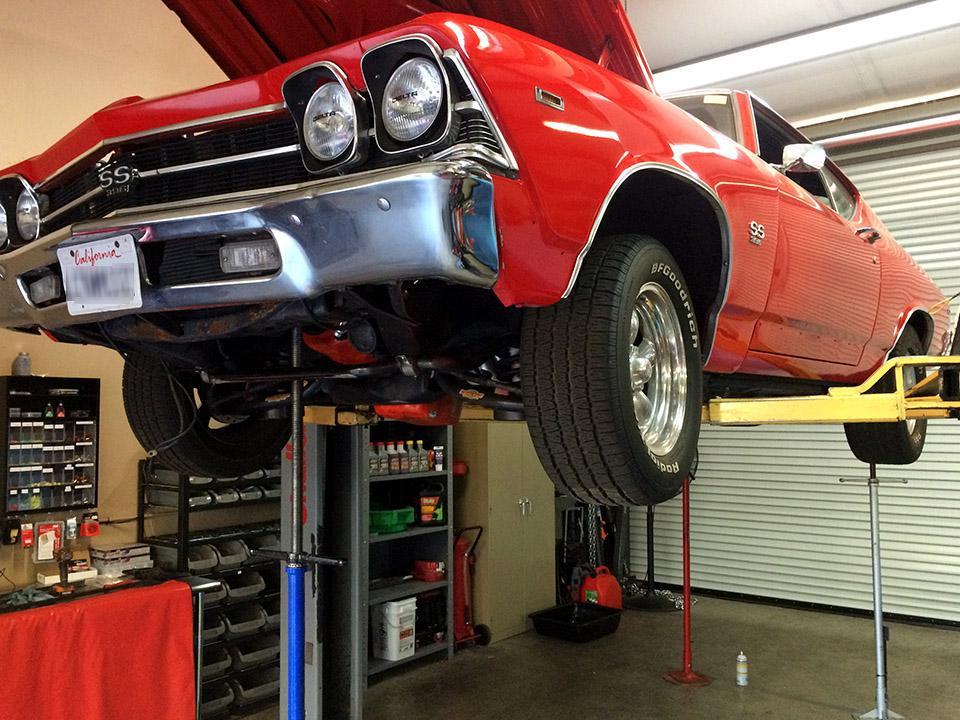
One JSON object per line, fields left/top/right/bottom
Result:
{"left": 905, "top": 309, "right": 935, "bottom": 352}
{"left": 593, "top": 167, "right": 728, "bottom": 355}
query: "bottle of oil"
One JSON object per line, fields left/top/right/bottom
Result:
{"left": 386, "top": 442, "right": 400, "bottom": 474}
{"left": 377, "top": 442, "right": 389, "bottom": 476}
{"left": 398, "top": 441, "right": 410, "bottom": 473}
{"left": 416, "top": 440, "right": 427, "bottom": 472}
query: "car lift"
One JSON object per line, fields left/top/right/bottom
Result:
{"left": 272, "top": 336, "right": 960, "bottom": 719}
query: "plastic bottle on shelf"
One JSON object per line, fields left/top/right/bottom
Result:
{"left": 368, "top": 443, "right": 380, "bottom": 476}
{"left": 374, "top": 442, "right": 386, "bottom": 475}
{"left": 386, "top": 442, "right": 400, "bottom": 474}
{"left": 415, "top": 440, "right": 427, "bottom": 472}
{"left": 398, "top": 441, "right": 410, "bottom": 473}
{"left": 433, "top": 445, "right": 445, "bottom": 472}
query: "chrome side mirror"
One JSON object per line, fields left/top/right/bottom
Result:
{"left": 780, "top": 143, "right": 826, "bottom": 174}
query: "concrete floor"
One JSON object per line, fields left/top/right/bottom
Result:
{"left": 253, "top": 596, "right": 959, "bottom": 719}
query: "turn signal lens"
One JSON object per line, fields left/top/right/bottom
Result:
{"left": 28, "top": 274, "right": 62, "bottom": 305}
{"left": 219, "top": 239, "right": 281, "bottom": 274}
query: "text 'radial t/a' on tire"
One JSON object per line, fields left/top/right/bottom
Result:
{"left": 122, "top": 353, "right": 290, "bottom": 477}
{"left": 521, "top": 234, "right": 703, "bottom": 506}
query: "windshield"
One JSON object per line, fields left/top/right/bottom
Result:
{"left": 669, "top": 93, "right": 738, "bottom": 143}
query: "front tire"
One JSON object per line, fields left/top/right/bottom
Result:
{"left": 123, "top": 354, "right": 290, "bottom": 477}
{"left": 521, "top": 234, "right": 703, "bottom": 505}
{"left": 844, "top": 326, "right": 927, "bottom": 464}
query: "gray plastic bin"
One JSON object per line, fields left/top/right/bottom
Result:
{"left": 224, "top": 571, "right": 266, "bottom": 601}
{"left": 154, "top": 543, "right": 218, "bottom": 572}
{"left": 245, "top": 533, "right": 280, "bottom": 554}
{"left": 201, "top": 646, "right": 232, "bottom": 679}
{"left": 201, "top": 681, "right": 234, "bottom": 716}
{"left": 261, "top": 597, "right": 281, "bottom": 629}
{"left": 222, "top": 604, "right": 266, "bottom": 638}
{"left": 202, "top": 612, "right": 226, "bottom": 641}
{"left": 212, "top": 539, "right": 249, "bottom": 568}
{"left": 148, "top": 486, "right": 213, "bottom": 508}
{"left": 238, "top": 485, "right": 264, "bottom": 502}
{"left": 261, "top": 484, "right": 281, "bottom": 499}
{"left": 204, "top": 583, "right": 227, "bottom": 605}
{"left": 229, "top": 665, "right": 281, "bottom": 706}
{"left": 229, "top": 633, "right": 281, "bottom": 670}
{"left": 210, "top": 488, "right": 240, "bottom": 505}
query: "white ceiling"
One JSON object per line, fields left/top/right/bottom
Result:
{"left": 626, "top": 0, "right": 960, "bottom": 121}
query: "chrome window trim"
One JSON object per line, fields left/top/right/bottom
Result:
{"left": 361, "top": 34, "right": 453, "bottom": 157}
{"left": 34, "top": 103, "right": 287, "bottom": 191}
{"left": 281, "top": 60, "right": 362, "bottom": 173}
{"left": 442, "top": 48, "right": 518, "bottom": 171}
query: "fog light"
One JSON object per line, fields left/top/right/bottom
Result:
{"left": 219, "top": 239, "right": 281, "bottom": 274}
{"left": 29, "top": 274, "right": 62, "bottom": 305}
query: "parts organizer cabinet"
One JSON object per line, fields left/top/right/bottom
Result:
{"left": 2, "top": 376, "right": 100, "bottom": 516}
{"left": 135, "top": 461, "right": 283, "bottom": 718}
{"left": 453, "top": 422, "right": 555, "bottom": 642}
{"left": 325, "top": 424, "right": 454, "bottom": 718}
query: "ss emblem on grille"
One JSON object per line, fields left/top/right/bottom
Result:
{"left": 98, "top": 163, "right": 139, "bottom": 197}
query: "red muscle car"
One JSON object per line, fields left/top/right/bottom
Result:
{"left": 0, "top": 1, "right": 946, "bottom": 504}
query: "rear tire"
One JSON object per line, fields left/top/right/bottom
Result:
{"left": 521, "top": 234, "right": 702, "bottom": 506}
{"left": 123, "top": 353, "right": 289, "bottom": 477}
{"left": 844, "top": 326, "right": 927, "bottom": 464}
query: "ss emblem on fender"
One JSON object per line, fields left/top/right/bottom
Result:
{"left": 98, "top": 163, "right": 140, "bottom": 197}
{"left": 749, "top": 220, "right": 765, "bottom": 246}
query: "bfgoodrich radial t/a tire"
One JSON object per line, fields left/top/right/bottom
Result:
{"left": 844, "top": 325, "right": 927, "bottom": 465}
{"left": 123, "top": 353, "right": 290, "bottom": 477}
{"left": 521, "top": 234, "right": 703, "bottom": 506}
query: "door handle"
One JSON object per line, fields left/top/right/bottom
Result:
{"left": 518, "top": 497, "right": 527, "bottom": 516}
{"left": 856, "top": 227, "right": 881, "bottom": 244}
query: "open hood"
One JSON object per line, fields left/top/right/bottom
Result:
{"left": 162, "top": 0, "right": 652, "bottom": 88}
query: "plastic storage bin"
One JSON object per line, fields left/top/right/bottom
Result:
{"left": 222, "top": 605, "right": 267, "bottom": 638}
{"left": 224, "top": 571, "right": 266, "bottom": 600}
{"left": 528, "top": 603, "right": 621, "bottom": 643}
{"left": 148, "top": 486, "right": 213, "bottom": 508}
{"left": 369, "top": 506, "right": 415, "bottom": 535}
{"left": 149, "top": 467, "right": 214, "bottom": 487}
{"left": 212, "top": 539, "right": 249, "bottom": 568}
{"left": 229, "top": 665, "right": 280, "bottom": 706}
{"left": 201, "top": 681, "right": 235, "bottom": 716}
{"left": 261, "top": 597, "right": 281, "bottom": 629}
{"left": 201, "top": 646, "right": 232, "bottom": 679}
{"left": 238, "top": 485, "right": 264, "bottom": 502}
{"left": 229, "top": 633, "right": 281, "bottom": 670}
{"left": 153, "top": 543, "right": 218, "bottom": 572}
{"left": 261, "top": 484, "right": 281, "bottom": 499}
{"left": 204, "top": 583, "right": 227, "bottom": 605}
{"left": 245, "top": 533, "right": 281, "bottom": 554}
{"left": 210, "top": 488, "right": 241, "bottom": 505}
{"left": 371, "top": 597, "right": 417, "bottom": 661}
{"left": 202, "top": 612, "right": 226, "bottom": 641}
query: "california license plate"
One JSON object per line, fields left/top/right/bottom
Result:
{"left": 57, "top": 234, "right": 143, "bottom": 316}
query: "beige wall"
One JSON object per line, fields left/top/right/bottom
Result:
{"left": 0, "top": 0, "right": 226, "bottom": 586}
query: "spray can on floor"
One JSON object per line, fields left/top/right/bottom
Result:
{"left": 736, "top": 651, "right": 749, "bottom": 686}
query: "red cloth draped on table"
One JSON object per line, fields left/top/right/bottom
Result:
{"left": 0, "top": 580, "right": 195, "bottom": 720}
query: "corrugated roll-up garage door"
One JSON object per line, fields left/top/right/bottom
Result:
{"left": 630, "top": 131, "right": 960, "bottom": 622}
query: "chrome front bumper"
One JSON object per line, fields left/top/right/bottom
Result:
{"left": 0, "top": 160, "right": 498, "bottom": 329}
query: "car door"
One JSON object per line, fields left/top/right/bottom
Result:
{"left": 747, "top": 100, "right": 881, "bottom": 366}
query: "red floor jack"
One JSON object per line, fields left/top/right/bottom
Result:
{"left": 454, "top": 526, "right": 491, "bottom": 648}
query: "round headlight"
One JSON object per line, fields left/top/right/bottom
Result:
{"left": 0, "top": 204, "right": 8, "bottom": 249}
{"left": 382, "top": 58, "right": 444, "bottom": 142}
{"left": 16, "top": 187, "right": 40, "bottom": 242}
{"left": 303, "top": 82, "right": 356, "bottom": 161}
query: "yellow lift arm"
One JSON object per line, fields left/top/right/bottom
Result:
{"left": 703, "top": 355, "right": 960, "bottom": 426}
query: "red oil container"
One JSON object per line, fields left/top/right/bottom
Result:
{"left": 579, "top": 566, "right": 622, "bottom": 609}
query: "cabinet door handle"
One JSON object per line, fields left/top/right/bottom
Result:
{"left": 525, "top": 498, "right": 533, "bottom": 516}
{"left": 518, "top": 497, "right": 527, "bottom": 516}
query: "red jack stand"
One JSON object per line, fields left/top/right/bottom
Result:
{"left": 664, "top": 474, "right": 711, "bottom": 687}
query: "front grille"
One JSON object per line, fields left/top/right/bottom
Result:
{"left": 42, "top": 116, "right": 308, "bottom": 235}
{"left": 458, "top": 115, "right": 501, "bottom": 154}
{"left": 140, "top": 232, "right": 277, "bottom": 286}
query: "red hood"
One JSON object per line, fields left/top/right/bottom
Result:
{"left": 162, "top": 0, "right": 652, "bottom": 87}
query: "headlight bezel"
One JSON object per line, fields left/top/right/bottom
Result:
{"left": 381, "top": 57, "right": 445, "bottom": 143}
{"left": 16, "top": 185, "right": 41, "bottom": 243}
{"left": 0, "top": 201, "right": 8, "bottom": 252}
{"left": 0, "top": 175, "right": 43, "bottom": 251}
{"left": 282, "top": 61, "right": 368, "bottom": 175}
{"left": 361, "top": 35, "right": 455, "bottom": 155}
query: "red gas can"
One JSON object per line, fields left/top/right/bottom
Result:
{"left": 579, "top": 566, "right": 623, "bottom": 609}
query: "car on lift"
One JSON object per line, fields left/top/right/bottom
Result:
{"left": 0, "top": 1, "right": 947, "bottom": 505}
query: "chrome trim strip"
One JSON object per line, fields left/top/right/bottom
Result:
{"left": 35, "top": 103, "right": 286, "bottom": 190}
{"left": 362, "top": 34, "right": 454, "bottom": 157}
{"left": 139, "top": 144, "right": 300, "bottom": 178}
{"left": 43, "top": 186, "right": 105, "bottom": 224}
{"left": 442, "top": 48, "right": 518, "bottom": 172}
{"left": 454, "top": 100, "right": 483, "bottom": 113}
{"left": 561, "top": 162, "right": 732, "bottom": 364}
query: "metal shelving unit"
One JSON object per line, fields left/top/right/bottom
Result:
{"left": 135, "top": 459, "right": 283, "bottom": 718}
{"left": 323, "top": 424, "right": 454, "bottom": 718}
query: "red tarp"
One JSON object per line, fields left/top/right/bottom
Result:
{"left": 0, "top": 580, "right": 195, "bottom": 720}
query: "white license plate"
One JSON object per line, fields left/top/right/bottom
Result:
{"left": 57, "top": 234, "right": 143, "bottom": 316}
